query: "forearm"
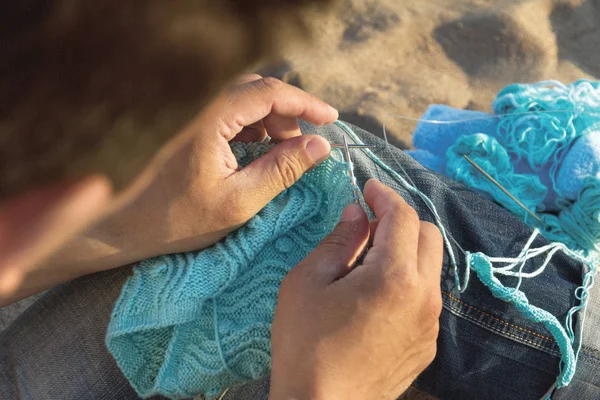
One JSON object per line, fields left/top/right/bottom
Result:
{"left": 0, "top": 228, "right": 149, "bottom": 306}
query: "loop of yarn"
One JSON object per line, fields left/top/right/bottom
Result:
{"left": 106, "top": 142, "right": 355, "bottom": 398}
{"left": 493, "top": 80, "right": 600, "bottom": 200}
{"left": 334, "top": 121, "right": 465, "bottom": 291}
{"left": 467, "top": 251, "right": 576, "bottom": 386}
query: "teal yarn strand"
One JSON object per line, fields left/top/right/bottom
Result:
{"left": 441, "top": 80, "right": 600, "bottom": 255}
{"left": 467, "top": 252, "right": 576, "bottom": 387}
{"left": 543, "top": 178, "right": 600, "bottom": 254}
{"left": 106, "top": 142, "right": 356, "bottom": 398}
{"left": 105, "top": 118, "right": 597, "bottom": 398}
{"left": 334, "top": 120, "right": 466, "bottom": 291}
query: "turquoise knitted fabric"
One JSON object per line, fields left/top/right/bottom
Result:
{"left": 106, "top": 143, "right": 354, "bottom": 399}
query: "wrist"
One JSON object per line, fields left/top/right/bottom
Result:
{"left": 268, "top": 377, "right": 329, "bottom": 400}
{"left": 43, "top": 215, "right": 156, "bottom": 279}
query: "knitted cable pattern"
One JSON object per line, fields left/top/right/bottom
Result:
{"left": 106, "top": 143, "right": 354, "bottom": 399}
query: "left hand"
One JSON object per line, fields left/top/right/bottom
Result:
{"left": 115, "top": 74, "right": 337, "bottom": 253}
{"left": 15, "top": 75, "right": 338, "bottom": 303}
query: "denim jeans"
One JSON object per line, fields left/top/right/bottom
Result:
{"left": 1, "top": 122, "right": 599, "bottom": 400}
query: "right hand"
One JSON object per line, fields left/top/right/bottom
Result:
{"left": 269, "top": 179, "right": 444, "bottom": 400}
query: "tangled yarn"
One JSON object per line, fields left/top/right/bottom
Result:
{"left": 106, "top": 95, "right": 598, "bottom": 399}
{"left": 408, "top": 80, "right": 600, "bottom": 256}
{"left": 543, "top": 178, "right": 600, "bottom": 254}
{"left": 493, "top": 80, "right": 600, "bottom": 200}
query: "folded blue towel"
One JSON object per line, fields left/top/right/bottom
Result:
{"left": 412, "top": 105, "right": 498, "bottom": 156}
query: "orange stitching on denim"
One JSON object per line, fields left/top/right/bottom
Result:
{"left": 456, "top": 311, "right": 559, "bottom": 353}
{"left": 442, "top": 291, "right": 555, "bottom": 343}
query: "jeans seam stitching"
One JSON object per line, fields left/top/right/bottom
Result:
{"left": 443, "top": 291, "right": 556, "bottom": 343}
{"left": 442, "top": 298, "right": 561, "bottom": 356}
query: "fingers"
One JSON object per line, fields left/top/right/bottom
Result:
{"left": 363, "top": 179, "right": 420, "bottom": 266}
{"left": 233, "top": 73, "right": 263, "bottom": 85}
{"left": 417, "top": 221, "right": 443, "bottom": 282}
{"left": 368, "top": 219, "right": 379, "bottom": 247}
{"left": 218, "top": 77, "right": 338, "bottom": 141}
{"left": 295, "top": 204, "right": 369, "bottom": 287}
{"left": 234, "top": 121, "right": 268, "bottom": 143}
{"left": 263, "top": 114, "right": 301, "bottom": 141}
{"left": 225, "top": 135, "right": 331, "bottom": 215}
{"left": 345, "top": 179, "right": 422, "bottom": 293}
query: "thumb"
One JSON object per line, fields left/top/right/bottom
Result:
{"left": 228, "top": 135, "right": 331, "bottom": 214}
{"left": 299, "top": 204, "right": 370, "bottom": 287}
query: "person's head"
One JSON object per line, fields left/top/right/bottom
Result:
{"left": 0, "top": 0, "right": 333, "bottom": 298}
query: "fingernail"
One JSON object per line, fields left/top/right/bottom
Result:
{"left": 305, "top": 137, "right": 330, "bottom": 164}
{"left": 341, "top": 204, "right": 362, "bottom": 222}
{"left": 328, "top": 105, "right": 339, "bottom": 120}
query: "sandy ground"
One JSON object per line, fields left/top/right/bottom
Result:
{"left": 2, "top": 1, "right": 599, "bottom": 399}
{"left": 260, "top": 0, "right": 599, "bottom": 149}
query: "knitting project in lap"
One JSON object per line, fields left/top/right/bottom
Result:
{"left": 106, "top": 144, "right": 354, "bottom": 399}
{"left": 108, "top": 81, "right": 599, "bottom": 399}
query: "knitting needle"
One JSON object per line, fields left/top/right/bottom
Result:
{"left": 463, "top": 155, "right": 545, "bottom": 226}
{"left": 331, "top": 143, "right": 379, "bottom": 149}
{"left": 342, "top": 135, "right": 361, "bottom": 204}
{"left": 263, "top": 137, "right": 377, "bottom": 149}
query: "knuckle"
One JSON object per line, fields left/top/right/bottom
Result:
{"left": 260, "top": 76, "right": 284, "bottom": 93}
{"left": 420, "top": 221, "right": 443, "bottom": 247}
{"left": 387, "top": 199, "right": 419, "bottom": 229}
{"left": 423, "top": 343, "right": 438, "bottom": 366}
{"left": 221, "top": 189, "right": 253, "bottom": 225}
{"left": 324, "top": 223, "right": 356, "bottom": 248}
{"left": 400, "top": 202, "right": 420, "bottom": 224}
{"left": 399, "top": 271, "right": 420, "bottom": 293}
{"left": 386, "top": 259, "right": 419, "bottom": 290}
{"left": 422, "top": 292, "right": 443, "bottom": 321}
{"left": 273, "top": 152, "right": 303, "bottom": 189}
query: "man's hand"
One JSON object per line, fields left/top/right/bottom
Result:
{"left": 97, "top": 75, "right": 337, "bottom": 256}
{"left": 270, "top": 179, "right": 443, "bottom": 400}
{"left": 5, "top": 75, "right": 337, "bottom": 305}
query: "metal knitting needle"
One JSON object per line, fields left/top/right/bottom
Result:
{"left": 331, "top": 143, "right": 378, "bottom": 149}
{"left": 343, "top": 135, "right": 361, "bottom": 204}
{"left": 463, "top": 155, "right": 545, "bottom": 226}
